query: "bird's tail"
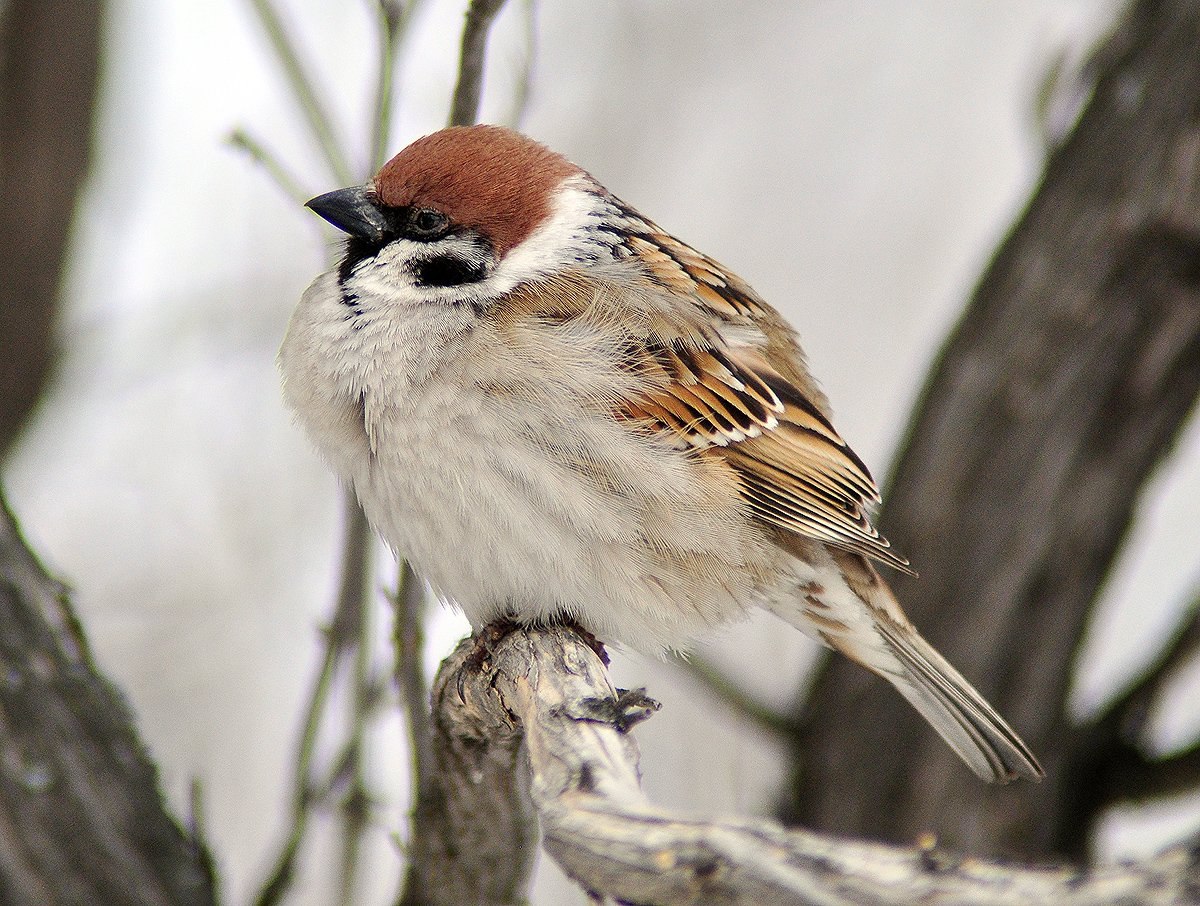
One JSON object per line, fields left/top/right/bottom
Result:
{"left": 777, "top": 550, "right": 1044, "bottom": 783}
{"left": 871, "top": 614, "right": 1044, "bottom": 783}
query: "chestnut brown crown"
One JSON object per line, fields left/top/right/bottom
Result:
{"left": 371, "top": 125, "right": 584, "bottom": 259}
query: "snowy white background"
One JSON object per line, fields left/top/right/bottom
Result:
{"left": 9, "top": 1, "right": 1200, "bottom": 904}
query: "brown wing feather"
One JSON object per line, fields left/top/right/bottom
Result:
{"left": 629, "top": 338, "right": 913, "bottom": 574}
{"left": 618, "top": 221, "right": 913, "bottom": 575}
{"left": 494, "top": 212, "right": 912, "bottom": 575}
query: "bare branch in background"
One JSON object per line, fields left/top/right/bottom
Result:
{"left": 1117, "top": 743, "right": 1200, "bottom": 804}
{"left": 1098, "top": 591, "right": 1200, "bottom": 745}
{"left": 1054, "top": 590, "right": 1200, "bottom": 853}
{"left": 254, "top": 497, "right": 374, "bottom": 906}
{"left": 392, "top": 561, "right": 432, "bottom": 823}
{"left": 369, "top": 0, "right": 432, "bottom": 171}
{"left": 227, "top": 128, "right": 314, "bottom": 204}
{"left": 499, "top": 0, "right": 537, "bottom": 129}
{"left": 247, "top": 0, "right": 355, "bottom": 184}
{"left": 422, "top": 624, "right": 1200, "bottom": 906}
{"left": 674, "top": 655, "right": 800, "bottom": 740}
{"left": 448, "top": 0, "right": 508, "bottom": 128}
{"left": 334, "top": 499, "right": 376, "bottom": 905}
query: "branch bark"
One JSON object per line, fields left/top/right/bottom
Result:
{"left": 398, "top": 632, "right": 537, "bottom": 906}
{"left": 0, "top": 4, "right": 219, "bottom": 901}
{"left": 789, "top": 0, "right": 1200, "bottom": 859}
{"left": 0, "top": 493, "right": 216, "bottom": 906}
{"left": 419, "top": 625, "right": 1200, "bottom": 906}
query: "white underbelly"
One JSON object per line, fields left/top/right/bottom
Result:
{"left": 353, "top": 378, "right": 765, "bottom": 651}
{"left": 282, "top": 280, "right": 777, "bottom": 652}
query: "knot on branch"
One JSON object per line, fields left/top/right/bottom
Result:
{"left": 571, "top": 688, "right": 661, "bottom": 734}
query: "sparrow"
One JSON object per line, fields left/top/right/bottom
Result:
{"left": 280, "top": 124, "right": 1043, "bottom": 783}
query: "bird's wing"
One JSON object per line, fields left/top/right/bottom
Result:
{"left": 615, "top": 225, "right": 914, "bottom": 575}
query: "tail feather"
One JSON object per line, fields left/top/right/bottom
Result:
{"left": 775, "top": 547, "right": 1044, "bottom": 783}
{"left": 771, "top": 546, "right": 1044, "bottom": 782}
{"left": 876, "top": 620, "right": 1044, "bottom": 783}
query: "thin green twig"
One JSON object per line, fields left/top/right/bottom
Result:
{"left": 254, "top": 493, "right": 371, "bottom": 906}
{"left": 501, "top": 0, "right": 536, "bottom": 128}
{"left": 369, "top": 1, "right": 403, "bottom": 173}
{"left": 227, "top": 127, "right": 312, "bottom": 205}
{"left": 248, "top": 0, "right": 355, "bottom": 185}
{"left": 448, "top": 0, "right": 508, "bottom": 128}
{"left": 676, "top": 654, "right": 801, "bottom": 739}
{"left": 368, "top": 0, "right": 431, "bottom": 171}
{"left": 336, "top": 583, "right": 374, "bottom": 906}
{"left": 393, "top": 560, "right": 430, "bottom": 799}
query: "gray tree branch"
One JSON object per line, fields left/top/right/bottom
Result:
{"left": 448, "top": 0, "right": 508, "bottom": 128}
{"left": 1053, "top": 590, "right": 1200, "bottom": 838}
{"left": 0, "top": 3, "right": 219, "bottom": 901}
{"left": 1094, "top": 592, "right": 1200, "bottom": 746}
{"left": 397, "top": 632, "right": 538, "bottom": 906}
{"left": 422, "top": 625, "right": 1200, "bottom": 906}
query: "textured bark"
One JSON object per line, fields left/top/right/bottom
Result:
{"left": 0, "top": 495, "right": 216, "bottom": 906}
{"left": 0, "top": 0, "right": 103, "bottom": 457}
{"left": 788, "top": 0, "right": 1200, "bottom": 859}
{"left": 398, "top": 634, "right": 539, "bottom": 906}
{"left": 422, "top": 625, "right": 1200, "bottom": 905}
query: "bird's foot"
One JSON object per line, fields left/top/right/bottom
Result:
{"left": 555, "top": 616, "right": 610, "bottom": 666}
{"left": 467, "top": 614, "right": 610, "bottom": 669}
{"left": 466, "top": 616, "right": 520, "bottom": 671}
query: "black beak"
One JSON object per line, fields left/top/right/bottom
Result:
{"left": 305, "top": 186, "right": 389, "bottom": 242}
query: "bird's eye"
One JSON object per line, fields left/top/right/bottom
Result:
{"left": 407, "top": 208, "right": 450, "bottom": 239}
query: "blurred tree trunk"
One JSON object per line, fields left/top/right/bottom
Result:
{"left": 0, "top": 495, "right": 217, "bottom": 906}
{"left": 0, "top": 0, "right": 100, "bottom": 456}
{"left": 0, "top": 2, "right": 218, "bottom": 903}
{"left": 786, "top": 0, "right": 1200, "bottom": 860}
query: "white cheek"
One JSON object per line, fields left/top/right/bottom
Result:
{"left": 343, "top": 238, "right": 499, "bottom": 307}
{"left": 347, "top": 239, "right": 432, "bottom": 296}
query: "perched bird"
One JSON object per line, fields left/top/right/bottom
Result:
{"left": 280, "top": 125, "right": 1043, "bottom": 783}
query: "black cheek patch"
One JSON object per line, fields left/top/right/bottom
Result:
{"left": 416, "top": 254, "right": 489, "bottom": 288}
